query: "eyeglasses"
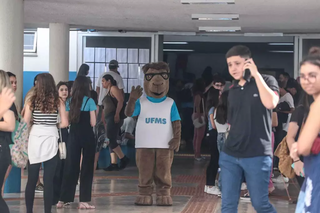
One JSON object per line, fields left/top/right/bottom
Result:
{"left": 145, "top": 72, "right": 170, "bottom": 81}
{"left": 300, "top": 73, "right": 318, "bottom": 83}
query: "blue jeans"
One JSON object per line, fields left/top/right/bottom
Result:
{"left": 217, "top": 133, "right": 226, "bottom": 153}
{"left": 219, "top": 152, "right": 277, "bottom": 213}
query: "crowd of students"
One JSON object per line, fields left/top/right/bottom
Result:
{"left": 0, "top": 44, "right": 320, "bottom": 213}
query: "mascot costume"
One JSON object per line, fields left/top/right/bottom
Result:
{"left": 125, "top": 62, "right": 181, "bottom": 206}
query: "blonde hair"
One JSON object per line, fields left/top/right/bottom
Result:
{"left": 0, "top": 70, "right": 11, "bottom": 93}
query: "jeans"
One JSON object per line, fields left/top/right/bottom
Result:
{"left": 217, "top": 133, "right": 226, "bottom": 153}
{"left": 295, "top": 190, "right": 305, "bottom": 213}
{"left": 219, "top": 152, "right": 277, "bottom": 213}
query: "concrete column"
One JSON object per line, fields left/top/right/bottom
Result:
{"left": 49, "top": 23, "right": 70, "bottom": 84}
{"left": 0, "top": 0, "right": 24, "bottom": 108}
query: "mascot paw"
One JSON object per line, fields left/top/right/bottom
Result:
{"left": 168, "top": 139, "right": 180, "bottom": 152}
{"left": 134, "top": 195, "right": 153, "bottom": 206}
{"left": 156, "top": 196, "right": 173, "bottom": 206}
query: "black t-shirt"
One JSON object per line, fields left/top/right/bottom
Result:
{"left": 290, "top": 105, "right": 305, "bottom": 141}
{"left": 0, "top": 105, "right": 15, "bottom": 146}
{"left": 223, "top": 75, "right": 279, "bottom": 158}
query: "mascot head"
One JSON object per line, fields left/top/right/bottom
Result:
{"left": 142, "top": 62, "right": 170, "bottom": 99}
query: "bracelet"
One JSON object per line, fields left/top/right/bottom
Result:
{"left": 294, "top": 159, "right": 300, "bottom": 163}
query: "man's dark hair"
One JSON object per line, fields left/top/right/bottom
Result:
{"left": 212, "top": 75, "right": 226, "bottom": 85}
{"left": 280, "top": 72, "right": 290, "bottom": 79}
{"left": 142, "top": 62, "right": 170, "bottom": 74}
{"left": 226, "top": 45, "right": 251, "bottom": 59}
{"left": 6, "top": 72, "right": 16, "bottom": 78}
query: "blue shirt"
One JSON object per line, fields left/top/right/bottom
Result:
{"left": 66, "top": 96, "right": 97, "bottom": 112}
{"left": 132, "top": 96, "right": 181, "bottom": 122}
{"left": 208, "top": 107, "right": 214, "bottom": 131}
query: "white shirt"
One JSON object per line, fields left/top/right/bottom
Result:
{"left": 120, "top": 117, "right": 136, "bottom": 145}
{"left": 97, "top": 71, "right": 125, "bottom": 105}
{"left": 280, "top": 92, "right": 294, "bottom": 132}
{"left": 135, "top": 97, "right": 173, "bottom": 149}
{"left": 214, "top": 110, "right": 229, "bottom": 133}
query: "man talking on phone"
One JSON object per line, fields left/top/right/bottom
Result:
{"left": 220, "top": 45, "right": 279, "bottom": 213}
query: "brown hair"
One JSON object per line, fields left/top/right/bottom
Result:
{"left": 142, "top": 62, "right": 170, "bottom": 74}
{"left": 29, "top": 73, "right": 60, "bottom": 113}
{"left": 300, "top": 47, "right": 320, "bottom": 68}
{"left": 226, "top": 45, "right": 251, "bottom": 59}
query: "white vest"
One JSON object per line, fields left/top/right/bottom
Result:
{"left": 135, "top": 97, "right": 173, "bottom": 149}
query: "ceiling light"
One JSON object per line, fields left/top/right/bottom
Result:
{"left": 192, "top": 14, "right": 239, "bottom": 21}
{"left": 269, "top": 50, "right": 294, "bottom": 53}
{"left": 244, "top": 33, "right": 283, "bottom": 37}
{"left": 163, "top": 49, "right": 194, "bottom": 52}
{"left": 268, "top": 43, "right": 294, "bottom": 46}
{"left": 182, "top": 0, "right": 235, "bottom": 4}
{"left": 199, "top": 26, "right": 241, "bottom": 32}
{"left": 163, "top": 42, "right": 188, "bottom": 45}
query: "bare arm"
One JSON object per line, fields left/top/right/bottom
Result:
{"left": 96, "top": 86, "right": 100, "bottom": 102}
{"left": 124, "top": 132, "right": 135, "bottom": 140}
{"left": 272, "top": 112, "right": 278, "bottom": 127}
{"left": 194, "top": 95, "right": 201, "bottom": 116}
{"left": 0, "top": 110, "right": 15, "bottom": 132}
{"left": 23, "top": 103, "right": 32, "bottom": 128}
{"left": 111, "top": 86, "right": 124, "bottom": 117}
{"left": 297, "top": 99, "right": 320, "bottom": 156}
{"left": 254, "top": 73, "right": 279, "bottom": 109}
{"left": 58, "top": 100, "right": 69, "bottom": 128}
{"left": 90, "top": 110, "right": 96, "bottom": 127}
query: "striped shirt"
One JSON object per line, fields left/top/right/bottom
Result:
{"left": 32, "top": 110, "right": 58, "bottom": 126}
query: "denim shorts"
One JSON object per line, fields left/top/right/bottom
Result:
{"left": 217, "top": 133, "right": 226, "bottom": 153}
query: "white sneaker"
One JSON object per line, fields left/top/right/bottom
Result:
{"left": 204, "top": 185, "right": 208, "bottom": 193}
{"left": 206, "top": 186, "right": 221, "bottom": 196}
{"left": 272, "top": 175, "right": 289, "bottom": 183}
{"left": 241, "top": 183, "right": 247, "bottom": 190}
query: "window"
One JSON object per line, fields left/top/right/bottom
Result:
{"left": 24, "top": 31, "right": 37, "bottom": 53}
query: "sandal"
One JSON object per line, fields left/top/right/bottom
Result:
{"left": 56, "top": 201, "right": 65, "bottom": 209}
{"left": 78, "top": 202, "right": 96, "bottom": 209}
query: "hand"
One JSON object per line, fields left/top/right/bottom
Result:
{"left": 293, "top": 160, "right": 304, "bottom": 177}
{"left": 168, "top": 138, "right": 180, "bottom": 152}
{"left": 290, "top": 143, "right": 299, "bottom": 160}
{"left": 0, "top": 87, "right": 15, "bottom": 113}
{"left": 114, "top": 114, "right": 120, "bottom": 124}
{"left": 129, "top": 86, "right": 143, "bottom": 101}
{"left": 243, "top": 59, "right": 259, "bottom": 78}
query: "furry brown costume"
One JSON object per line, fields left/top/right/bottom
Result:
{"left": 125, "top": 62, "right": 181, "bottom": 206}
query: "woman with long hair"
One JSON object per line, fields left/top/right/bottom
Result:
{"left": 192, "top": 78, "right": 206, "bottom": 160}
{"left": 52, "top": 82, "right": 70, "bottom": 205}
{"left": 101, "top": 74, "right": 129, "bottom": 170}
{"left": 58, "top": 76, "right": 96, "bottom": 209}
{"left": 24, "top": 73, "right": 68, "bottom": 213}
{"left": 204, "top": 88, "right": 220, "bottom": 195}
{"left": 0, "top": 70, "right": 16, "bottom": 213}
{"left": 291, "top": 47, "right": 320, "bottom": 212}
{"left": 215, "top": 91, "right": 229, "bottom": 153}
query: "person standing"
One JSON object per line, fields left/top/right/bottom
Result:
{"left": 58, "top": 76, "right": 96, "bottom": 209}
{"left": 24, "top": 73, "right": 68, "bottom": 213}
{"left": 220, "top": 45, "right": 279, "bottom": 213}
{"left": 0, "top": 70, "right": 16, "bottom": 213}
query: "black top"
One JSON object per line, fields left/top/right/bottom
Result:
{"left": 290, "top": 105, "right": 305, "bottom": 141}
{"left": 223, "top": 75, "right": 279, "bottom": 158}
{"left": 0, "top": 105, "right": 15, "bottom": 145}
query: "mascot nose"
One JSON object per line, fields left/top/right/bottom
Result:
{"left": 153, "top": 83, "right": 163, "bottom": 87}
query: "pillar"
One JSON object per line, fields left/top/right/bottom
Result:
{"left": 49, "top": 23, "right": 70, "bottom": 83}
{"left": 0, "top": 0, "right": 24, "bottom": 108}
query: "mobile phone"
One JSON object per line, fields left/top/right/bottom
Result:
{"left": 243, "top": 59, "right": 251, "bottom": 80}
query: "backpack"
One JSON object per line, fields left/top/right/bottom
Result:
{"left": 10, "top": 116, "right": 29, "bottom": 168}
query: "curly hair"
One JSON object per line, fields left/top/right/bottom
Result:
{"left": 29, "top": 73, "right": 60, "bottom": 113}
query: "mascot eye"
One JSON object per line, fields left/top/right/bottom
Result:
{"left": 160, "top": 73, "right": 169, "bottom": 80}
{"left": 145, "top": 74, "right": 154, "bottom": 81}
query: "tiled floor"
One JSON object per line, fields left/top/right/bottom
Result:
{"left": 5, "top": 156, "right": 298, "bottom": 213}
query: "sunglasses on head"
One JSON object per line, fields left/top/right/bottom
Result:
{"left": 145, "top": 72, "right": 170, "bottom": 81}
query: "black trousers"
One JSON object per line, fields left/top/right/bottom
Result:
{"left": 105, "top": 112, "right": 123, "bottom": 150}
{"left": 25, "top": 154, "right": 59, "bottom": 213}
{"left": 206, "top": 129, "right": 219, "bottom": 186}
{"left": 60, "top": 129, "right": 95, "bottom": 203}
{"left": 0, "top": 161, "right": 9, "bottom": 213}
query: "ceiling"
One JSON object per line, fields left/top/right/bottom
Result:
{"left": 24, "top": 0, "right": 320, "bottom": 34}
{"left": 163, "top": 42, "right": 294, "bottom": 54}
